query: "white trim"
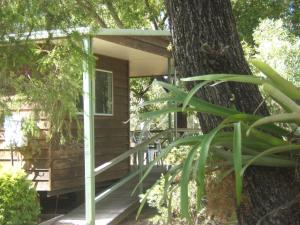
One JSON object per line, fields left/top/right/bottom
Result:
{"left": 95, "top": 68, "right": 112, "bottom": 73}
{"left": 94, "top": 113, "right": 113, "bottom": 117}
{"left": 5, "top": 28, "right": 170, "bottom": 42}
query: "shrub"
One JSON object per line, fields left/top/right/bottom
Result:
{"left": 0, "top": 167, "right": 40, "bottom": 225}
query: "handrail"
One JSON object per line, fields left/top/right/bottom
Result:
{"left": 94, "top": 128, "right": 201, "bottom": 177}
{"left": 88, "top": 128, "right": 202, "bottom": 224}
{"left": 95, "top": 168, "right": 145, "bottom": 203}
{"left": 94, "top": 129, "right": 172, "bottom": 176}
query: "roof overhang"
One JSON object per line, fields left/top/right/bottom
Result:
{"left": 7, "top": 28, "right": 172, "bottom": 77}
{"left": 92, "top": 29, "right": 172, "bottom": 77}
{"left": 93, "top": 35, "right": 171, "bottom": 77}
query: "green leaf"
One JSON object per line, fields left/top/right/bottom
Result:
{"left": 161, "top": 165, "right": 182, "bottom": 205}
{"left": 196, "top": 125, "right": 225, "bottom": 209}
{"left": 182, "top": 81, "right": 210, "bottom": 111}
{"left": 241, "top": 144, "right": 300, "bottom": 174}
{"left": 167, "top": 186, "right": 177, "bottom": 224}
{"left": 215, "top": 149, "right": 297, "bottom": 167}
{"left": 157, "top": 81, "right": 240, "bottom": 117}
{"left": 140, "top": 106, "right": 186, "bottom": 120}
{"left": 222, "top": 114, "right": 289, "bottom": 137}
{"left": 221, "top": 114, "right": 260, "bottom": 125}
{"left": 136, "top": 180, "right": 159, "bottom": 220}
{"left": 233, "top": 122, "right": 242, "bottom": 205}
{"left": 180, "top": 143, "right": 201, "bottom": 220}
{"left": 243, "top": 123, "right": 285, "bottom": 146}
{"left": 181, "top": 74, "right": 266, "bottom": 85}
{"left": 141, "top": 96, "right": 181, "bottom": 106}
{"left": 251, "top": 59, "right": 300, "bottom": 101}
{"left": 248, "top": 113, "right": 300, "bottom": 134}
{"left": 262, "top": 83, "right": 300, "bottom": 113}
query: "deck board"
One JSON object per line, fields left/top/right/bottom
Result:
{"left": 49, "top": 166, "right": 165, "bottom": 225}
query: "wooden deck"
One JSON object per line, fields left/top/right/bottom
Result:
{"left": 42, "top": 166, "right": 165, "bottom": 225}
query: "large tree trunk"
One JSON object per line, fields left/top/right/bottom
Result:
{"left": 165, "top": 0, "right": 300, "bottom": 224}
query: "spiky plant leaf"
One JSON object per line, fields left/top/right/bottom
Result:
{"left": 233, "top": 122, "right": 242, "bottom": 205}
{"left": 182, "top": 74, "right": 266, "bottom": 85}
{"left": 195, "top": 125, "right": 225, "bottom": 209}
{"left": 251, "top": 59, "right": 300, "bottom": 101}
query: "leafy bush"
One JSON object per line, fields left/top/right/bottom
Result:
{"left": 139, "top": 60, "right": 300, "bottom": 223}
{"left": 0, "top": 167, "right": 40, "bottom": 225}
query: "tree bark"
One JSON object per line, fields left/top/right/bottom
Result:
{"left": 165, "top": 0, "right": 300, "bottom": 224}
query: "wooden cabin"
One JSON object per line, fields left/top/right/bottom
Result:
{"left": 0, "top": 29, "right": 171, "bottom": 195}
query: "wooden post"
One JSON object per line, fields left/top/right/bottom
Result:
{"left": 82, "top": 36, "right": 95, "bottom": 225}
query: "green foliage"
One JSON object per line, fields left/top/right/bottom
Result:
{"left": 0, "top": 36, "right": 87, "bottom": 143}
{"left": 253, "top": 18, "right": 300, "bottom": 85}
{"left": 130, "top": 77, "right": 170, "bottom": 131}
{"left": 140, "top": 60, "right": 300, "bottom": 223}
{"left": 107, "top": 0, "right": 166, "bottom": 29}
{"left": 0, "top": 167, "right": 40, "bottom": 225}
{"left": 21, "top": 116, "right": 40, "bottom": 139}
{"left": 232, "top": 0, "right": 300, "bottom": 43}
{"left": 0, "top": 0, "right": 97, "bottom": 145}
{"left": 0, "top": 0, "right": 166, "bottom": 147}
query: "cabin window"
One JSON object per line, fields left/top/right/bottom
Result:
{"left": 3, "top": 113, "right": 27, "bottom": 148}
{"left": 94, "top": 70, "right": 113, "bottom": 115}
{"left": 77, "top": 69, "right": 113, "bottom": 116}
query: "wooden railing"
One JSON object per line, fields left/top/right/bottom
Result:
{"left": 93, "top": 129, "right": 171, "bottom": 203}
{"left": 87, "top": 128, "right": 201, "bottom": 224}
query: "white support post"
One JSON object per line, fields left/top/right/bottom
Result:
{"left": 82, "top": 36, "right": 95, "bottom": 225}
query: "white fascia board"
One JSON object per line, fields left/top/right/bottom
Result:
{"left": 5, "top": 27, "right": 170, "bottom": 42}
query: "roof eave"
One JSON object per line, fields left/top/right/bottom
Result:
{"left": 7, "top": 27, "right": 171, "bottom": 42}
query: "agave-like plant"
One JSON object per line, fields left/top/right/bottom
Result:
{"left": 137, "top": 60, "right": 300, "bottom": 222}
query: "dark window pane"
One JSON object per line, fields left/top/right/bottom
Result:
{"left": 95, "top": 70, "right": 113, "bottom": 114}
{"left": 77, "top": 95, "right": 83, "bottom": 113}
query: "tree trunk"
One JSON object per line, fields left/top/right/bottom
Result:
{"left": 165, "top": 0, "right": 300, "bottom": 224}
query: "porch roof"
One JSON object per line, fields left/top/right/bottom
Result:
{"left": 93, "top": 35, "right": 171, "bottom": 77}
{"left": 9, "top": 28, "right": 172, "bottom": 77}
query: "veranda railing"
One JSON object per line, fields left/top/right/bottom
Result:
{"left": 85, "top": 128, "right": 201, "bottom": 224}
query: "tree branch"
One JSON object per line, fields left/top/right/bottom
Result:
{"left": 144, "top": 0, "right": 159, "bottom": 30}
{"left": 104, "top": 1, "right": 124, "bottom": 28}
{"left": 76, "top": 0, "right": 108, "bottom": 28}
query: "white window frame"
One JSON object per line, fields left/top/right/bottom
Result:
{"left": 77, "top": 69, "right": 113, "bottom": 116}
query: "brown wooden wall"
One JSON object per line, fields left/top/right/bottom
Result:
{"left": 0, "top": 107, "right": 51, "bottom": 191}
{"left": 50, "top": 54, "right": 130, "bottom": 192}
{"left": 0, "top": 54, "right": 130, "bottom": 194}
